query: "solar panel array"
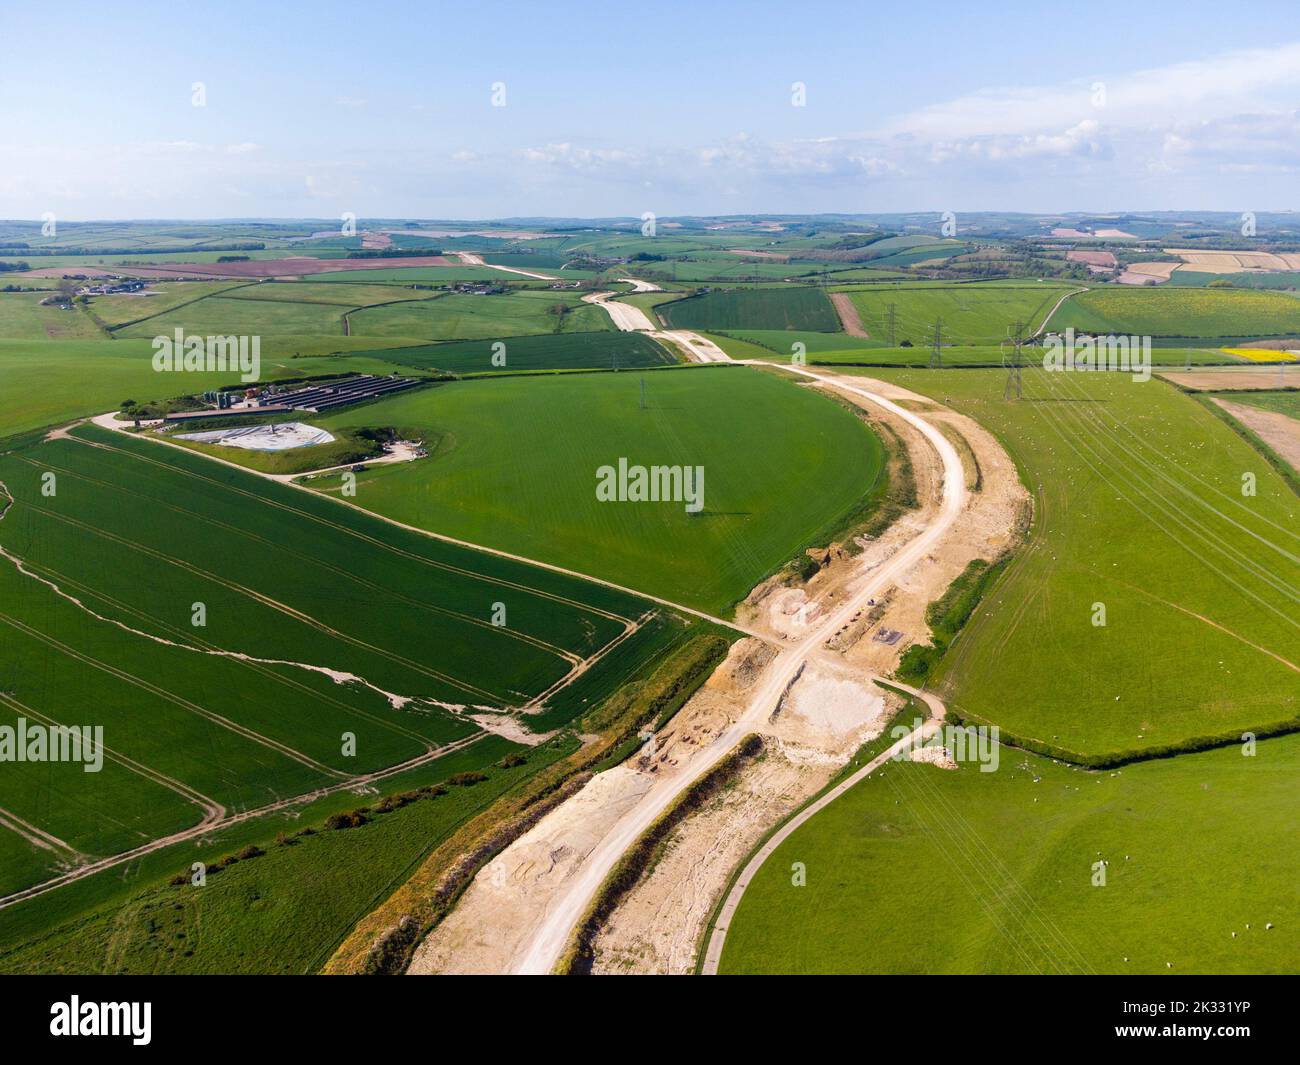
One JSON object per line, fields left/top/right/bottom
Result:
{"left": 273, "top": 375, "right": 421, "bottom": 412}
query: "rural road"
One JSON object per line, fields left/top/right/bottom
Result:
{"left": 509, "top": 359, "right": 968, "bottom": 974}
{"left": 584, "top": 280, "right": 732, "bottom": 362}
{"left": 452, "top": 251, "right": 557, "bottom": 281}
{"left": 699, "top": 680, "right": 948, "bottom": 974}
{"left": 1034, "top": 286, "right": 1086, "bottom": 336}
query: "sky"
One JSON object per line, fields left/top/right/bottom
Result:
{"left": 2, "top": 0, "right": 1298, "bottom": 220}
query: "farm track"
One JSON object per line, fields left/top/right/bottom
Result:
{"left": 584, "top": 281, "right": 731, "bottom": 362}
{"left": 1032, "top": 286, "right": 1086, "bottom": 336}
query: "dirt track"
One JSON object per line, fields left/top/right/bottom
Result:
{"left": 1214, "top": 398, "right": 1300, "bottom": 472}
{"left": 583, "top": 283, "right": 731, "bottom": 362}
{"left": 830, "top": 292, "right": 868, "bottom": 337}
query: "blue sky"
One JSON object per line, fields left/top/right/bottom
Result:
{"left": 2, "top": 0, "right": 1298, "bottom": 219}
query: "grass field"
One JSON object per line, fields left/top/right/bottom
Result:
{"left": 1216, "top": 389, "right": 1300, "bottom": 420}
{"left": 305, "top": 366, "right": 887, "bottom": 614}
{"left": 89, "top": 281, "right": 250, "bottom": 327}
{"left": 0, "top": 293, "right": 105, "bottom": 340}
{"left": 347, "top": 291, "right": 609, "bottom": 339}
{"left": 657, "top": 287, "right": 839, "bottom": 332}
{"left": 0, "top": 734, "right": 569, "bottom": 974}
{"left": 1047, "top": 287, "right": 1300, "bottom": 338}
{"left": 0, "top": 338, "right": 430, "bottom": 442}
{"left": 714, "top": 332, "right": 1234, "bottom": 368}
{"left": 719, "top": 732, "right": 1300, "bottom": 974}
{"left": 116, "top": 295, "right": 353, "bottom": 336}
{"left": 357, "top": 330, "right": 676, "bottom": 374}
{"left": 0, "top": 419, "right": 682, "bottom": 894}
{"left": 854, "top": 367, "right": 1300, "bottom": 759}
{"left": 841, "top": 282, "right": 1076, "bottom": 345}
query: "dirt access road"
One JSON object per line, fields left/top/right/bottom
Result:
{"left": 504, "top": 360, "right": 968, "bottom": 974}
{"left": 451, "top": 251, "right": 557, "bottom": 281}
{"left": 584, "top": 280, "right": 731, "bottom": 362}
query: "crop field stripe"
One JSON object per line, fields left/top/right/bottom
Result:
{"left": 3, "top": 552, "right": 451, "bottom": 750}
{"left": 0, "top": 609, "right": 347, "bottom": 777}
{"left": 1037, "top": 389, "right": 1300, "bottom": 621}
{"left": 1040, "top": 374, "right": 1300, "bottom": 614}
{"left": 522, "top": 608, "right": 654, "bottom": 709}
{"left": 0, "top": 692, "right": 223, "bottom": 823}
{"left": 16, "top": 500, "right": 506, "bottom": 704}
{"left": 0, "top": 730, "right": 491, "bottom": 912}
{"left": 0, "top": 806, "right": 78, "bottom": 860}
{"left": 70, "top": 428, "right": 639, "bottom": 625}
{"left": 10, "top": 453, "right": 581, "bottom": 665}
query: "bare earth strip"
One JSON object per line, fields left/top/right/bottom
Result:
{"left": 1158, "top": 367, "right": 1300, "bottom": 391}
{"left": 830, "top": 292, "right": 869, "bottom": 337}
{"left": 1213, "top": 398, "right": 1300, "bottom": 473}
{"left": 582, "top": 283, "right": 731, "bottom": 362}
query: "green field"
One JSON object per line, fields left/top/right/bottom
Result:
{"left": 116, "top": 294, "right": 353, "bottom": 336}
{"left": 658, "top": 286, "right": 840, "bottom": 332}
{"left": 1167, "top": 270, "right": 1300, "bottom": 290}
{"left": 0, "top": 293, "right": 105, "bottom": 340}
{"left": 1047, "top": 286, "right": 1300, "bottom": 338}
{"left": 857, "top": 367, "right": 1300, "bottom": 759}
{"left": 0, "top": 338, "right": 429, "bottom": 442}
{"left": 719, "top": 733, "right": 1300, "bottom": 974}
{"left": 89, "top": 281, "right": 250, "bottom": 327}
{"left": 0, "top": 735, "right": 569, "bottom": 974}
{"left": 1214, "top": 389, "right": 1300, "bottom": 421}
{"left": 0, "top": 419, "right": 684, "bottom": 893}
{"left": 842, "top": 282, "right": 1076, "bottom": 345}
{"left": 713, "top": 332, "right": 1234, "bottom": 368}
{"left": 305, "top": 366, "right": 887, "bottom": 614}
{"left": 356, "top": 330, "right": 676, "bottom": 374}
{"left": 347, "top": 290, "right": 609, "bottom": 339}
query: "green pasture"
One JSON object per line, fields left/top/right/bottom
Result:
{"left": 720, "top": 733, "right": 1300, "bottom": 974}
{"left": 1046, "top": 286, "right": 1300, "bottom": 338}
{"left": 658, "top": 287, "right": 839, "bottom": 332}
{"left": 307, "top": 366, "right": 886, "bottom": 614}
{"left": 347, "top": 291, "right": 609, "bottom": 340}
{"left": 858, "top": 366, "right": 1300, "bottom": 758}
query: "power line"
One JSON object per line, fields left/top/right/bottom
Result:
{"left": 928, "top": 317, "right": 944, "bottom": 369}
{"left": 1002, "top": 319, "right": 1024, "bottom": 400}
